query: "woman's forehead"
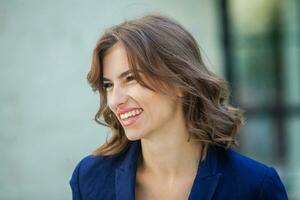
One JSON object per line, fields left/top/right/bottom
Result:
{"left": 102, "top": 43, "right": 130, "bottom": 79}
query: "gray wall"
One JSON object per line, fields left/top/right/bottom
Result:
{"left": 0, "top": 0, "right": 221, "bottom": 199}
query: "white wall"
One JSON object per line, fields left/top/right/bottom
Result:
{"left": 0, "top": 0, "right": 221, "bottom": 199}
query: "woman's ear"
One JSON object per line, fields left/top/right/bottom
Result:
{"left": 174, "top": 86, "right": 184, "bottom": 98}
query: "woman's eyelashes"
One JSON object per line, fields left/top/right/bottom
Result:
{"left": 103, "top": 82, "right": 113, "bottom": 89}
{"left": 125, "top": 74, "right": 136, "bottom": 82}
{"left": 102, "top": 75, "right": 136, "bottom": 90}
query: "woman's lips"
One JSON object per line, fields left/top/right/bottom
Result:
{"left": 120, "top": 111, "right": 143, "bottom": 127}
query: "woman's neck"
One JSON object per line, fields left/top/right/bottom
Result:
{"left": 138, "top": 127, "right": 202, "bottom": 179}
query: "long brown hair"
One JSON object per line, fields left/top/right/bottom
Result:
{"left": 87, "top": 14, "right": 244, "bottom": 160}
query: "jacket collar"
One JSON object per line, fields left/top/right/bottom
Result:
{"left": 115, "top": 141, "right": 141, "bottom": 200}
{"left": 115, "top": 141, "right": 222, "bottom": 200}
{"left": 188, "top": 145, "right": 222, "bottom": 199}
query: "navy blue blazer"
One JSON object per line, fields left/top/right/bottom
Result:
{"left": 70, "top": 141, "right": 288, "bottom": 199}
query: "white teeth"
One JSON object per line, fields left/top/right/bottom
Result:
{"left": 120, "top": 109, "right": 143, "bottom": 120}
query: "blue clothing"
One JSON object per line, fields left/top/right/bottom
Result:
{"left": 70, "top": 141, "right": 288, "bottom": 199}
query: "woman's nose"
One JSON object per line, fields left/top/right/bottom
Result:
{"left": 108, "top": 85, "right": 129, "bottom": 111}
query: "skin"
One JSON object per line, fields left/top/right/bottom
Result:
{"left": 102, "top": 42, "right": 202, "bottom": 200}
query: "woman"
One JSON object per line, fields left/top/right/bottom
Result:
{"left": 70, "top": 14, "right": 288, "bottom": 200}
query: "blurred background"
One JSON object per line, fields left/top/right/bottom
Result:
{"left": 0, "top": 0, "right": 299, "bottom": 199}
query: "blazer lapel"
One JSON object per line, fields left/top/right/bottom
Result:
{"left": 115, "top": 141, "right": 141, "bottom": 200}
{"left": 188, "top": 146, "right": 223, "bottom": 200}
{"left": 115, "top": 142, "right": 222, "bottom": 200}
{"left": 188, "top": 174, "right": 222, "bottom": 200}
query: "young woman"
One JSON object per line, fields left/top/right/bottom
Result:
{"left": 70, "top": 14, "right": 288, "bottom": 200}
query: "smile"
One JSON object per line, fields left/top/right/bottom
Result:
{"left": 119, "top": 108, "right": 143, "bottom": 120}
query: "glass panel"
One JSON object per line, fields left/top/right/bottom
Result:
{"left": 282, "top": 0, "right": 300, "bottom": 106}
{"left": 238, "top": 116, "right": 276, "bottom": 165}
{"left": 230, "top": 0, "right": 283, "bottom": 107}
{"left": 233, "top": 43, "right": 278, "bottom": 107}
{"left": 230, "top": 0, "right": 300, "bottom": 107}
{"left": 285, "top": 117, "right": 300, "bottom": 199}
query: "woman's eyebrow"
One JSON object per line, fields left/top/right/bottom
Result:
{"left": 103, "top": 69, "right": 133, "bottom": 81}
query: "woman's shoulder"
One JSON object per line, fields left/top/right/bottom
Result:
{"left": 216, "top": 147, "right": 278, "bottom": 181}
{"left": 71, "top": 152, "right": 125, "bottom": 182}
{"left": 69, "top": 152, "right": 127, "bottom": 199}
{"left": 76, "top": 153, "right": 121, "bottom": 173}
{"left": 213, "top": 147, "right": 288, "bottom": 199}
{"left": 207, "top": 147, "right": 273, "bottom": 181}
{"left": 223, "top": 148, "right": 271, "bottom": 174}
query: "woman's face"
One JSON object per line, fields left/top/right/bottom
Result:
{"left": 102, "top": 42, "right": 183, "bottom": 140}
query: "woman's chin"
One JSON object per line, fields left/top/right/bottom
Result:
{"left": 125, "top": 132, "right": 143, "bottom": 141}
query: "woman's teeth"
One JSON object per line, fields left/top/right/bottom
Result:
{"left": 120, "top": 109, "right": 143, "bottom": 120}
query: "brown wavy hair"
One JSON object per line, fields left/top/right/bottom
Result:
{"left": 87, "top": 14, "right": 244, "bottom": 160}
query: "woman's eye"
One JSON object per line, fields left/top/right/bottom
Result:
{"left": 126, "top": 75, "right": 136, "bottom": 82}
{"left": 103, "top": 82, "right": 113, "bottom": 89}
{"left": 102, "top": 75, "right": 135, "bottom": 90}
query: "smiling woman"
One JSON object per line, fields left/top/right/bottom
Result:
{"left": 101, "top": 42, "right": 184, "bottom": 143}
{"left": 69, "top": 14, "right": 288, "bottom": 200}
